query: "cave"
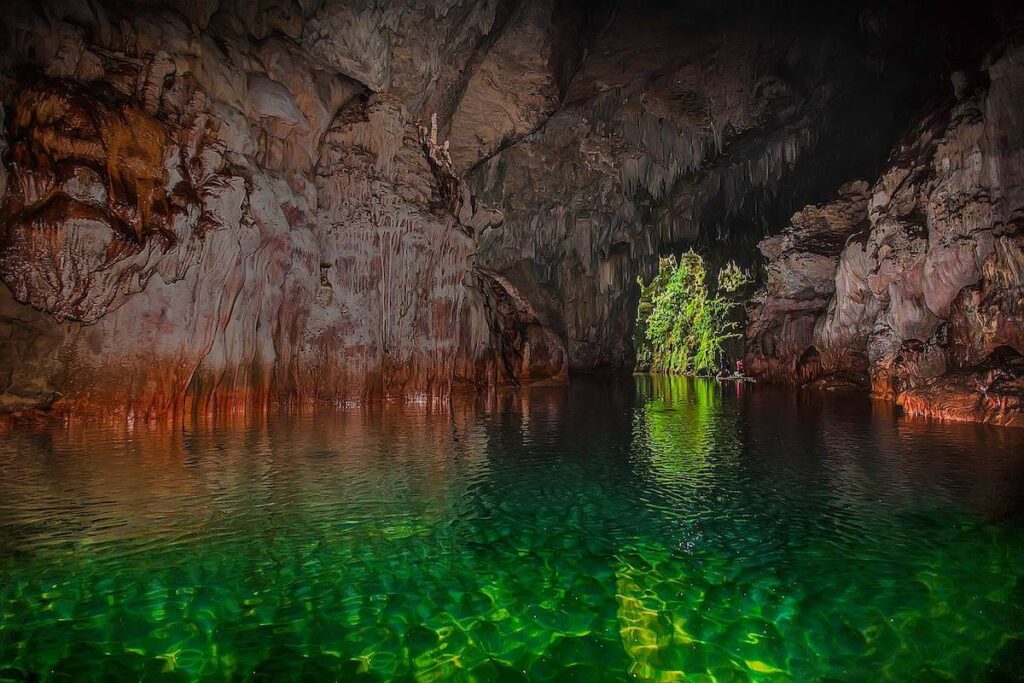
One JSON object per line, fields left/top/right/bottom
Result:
{"left": 0, "top": 0, "right": 1021, "bottom": 423}
{"left": 0, "top": 0, "right": 1022, "bottom": 679}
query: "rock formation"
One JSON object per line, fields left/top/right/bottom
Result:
{"left": 467, "top": 7, "right": 922, "bottom": 372}
{"left": 746, "top": 38, "right": 1024, "bottom": 426}
{"left": 0, "top": 0, "right": 1019, "bottom": 425}
{"left": 745, "top": 181, "right": 871, "bottom": 387}
{"left": 0, "top": 0, "right": 567, "bottom": 418}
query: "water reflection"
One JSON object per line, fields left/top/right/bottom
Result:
{"left": 0, "top": 377, "right": 1022, "bottom": 681}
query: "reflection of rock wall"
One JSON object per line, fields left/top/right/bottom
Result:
{"left": 0, "top": 0, "right": 569, "bottom": 418}
{"left": 746, "top": 41, "right": 1024, "bottom": 426}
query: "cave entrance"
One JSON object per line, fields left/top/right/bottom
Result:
{"left": 633, "top": 251, "right": 750, "bottom": 376}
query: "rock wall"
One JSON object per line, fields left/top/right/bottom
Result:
{"left": 467, "top": 4, "right": 948, "bottom": 372}
{"left": 0, "top": 0, "right": 570, "bottom": 418}
{"left": 0, "top": 0, "right": 1018, "bottom": 423}
{"left": 744, "top": 181, "right": 871, "bottom": 387}
{"left": 746, "top": 39, "right": 1024, "bottom": 426}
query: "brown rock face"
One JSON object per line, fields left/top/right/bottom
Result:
{"left": 474, "top": 270, "right": 568, "bottom": 384}
{"left": 0, "top": 0, "right": 1018, "bottom": 425}
{"left": 2, "top": 80, "right": 184, "bottom": 322}
{"left": 466, "top": 4, "right": 943, "bottom": 373}
{"left": 447, "top": 0, "right": 580, "bottom": 173}
{"left": 947, "top": 234, "right": 1024, "bottom": 369}
{"left": 745, "top": 181, "right": 871, "bottom": 386}
{"left": 746, "top": 39, "right": 1024, "bottom": 425}
{"left": 0, "top": 0, "right": 568, "bottom": 418}
{"left": 896, "top": 347, "right": 1024, "bottom": 428}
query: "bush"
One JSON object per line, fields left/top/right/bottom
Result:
{"left": 634, "top": 252, "right": 743, "bottom": 374}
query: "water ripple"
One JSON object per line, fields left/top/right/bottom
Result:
{"left": 0, "top": 378, "right": 1022, "bottom": 681}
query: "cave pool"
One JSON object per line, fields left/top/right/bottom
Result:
{"left": 1, "top": 376, "right": 1022, "bottom": 681}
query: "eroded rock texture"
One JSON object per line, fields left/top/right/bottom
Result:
{"left": 746, "top": 39, "right": 1024, "bottom": 426}
{"left": 745, "top": 181, "right": 871, "bottom": 387}
{"left": 0, "top": 0, "right": 1020, "bottom": 425}
{"left": 0, "top": 0, "right": 562, "bottom": 417}
{"left": 467, "top": 3, "right": 949, "bottom": 371}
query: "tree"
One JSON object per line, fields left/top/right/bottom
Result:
{"left": 634, "top": 252, "right": 746, "bottom": 374}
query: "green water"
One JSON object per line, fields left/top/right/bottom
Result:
{"left": 1, "top": 377, "right": 1022, "bottom": 682}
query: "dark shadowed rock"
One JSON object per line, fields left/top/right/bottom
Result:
{"left": 745, "top": 37, "right": 1024, "bottom": 425}
{"left": 745, "top": 181, "right": 870, "bottom": 386}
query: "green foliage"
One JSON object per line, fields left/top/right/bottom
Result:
{"left": 634, "top": 252, "right": 742, "bottom": 374}
{"left": 717, "top": 260, "right": 751, "bottom": 294}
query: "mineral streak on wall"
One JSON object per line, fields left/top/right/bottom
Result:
{"left": 0, "top": 0, "right": 567, "bottom": 418}
{"left": 0, "top": 0, "right": 1020, "bottom": 425}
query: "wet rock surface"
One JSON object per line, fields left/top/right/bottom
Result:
{"left": 746, "top": 38, "right": 1024, "bottom": 425}
{"left": 0, "top": 0, "right": 1020, "bottom": 424}
{"left": 467, "top": 7, "right": 923, "bottom": 372}
{"left": 745, "top": 181, "right": 871, "bottom": 386}
{"left": 0, "top": 0, "right": 568, "bottom": 417}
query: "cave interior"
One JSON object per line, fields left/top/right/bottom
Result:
{"left": 0, "top": 0, "right": 1021, "bottom": 425}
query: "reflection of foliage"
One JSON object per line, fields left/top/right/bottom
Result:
{"left": 640, "top": 376, "right": 719, "bottom": 468}
{"left": 634, "top": 252, "right": 741, "bottom": 374}
{"left": 717, "top": 260, "right": 751, "bottom": 294}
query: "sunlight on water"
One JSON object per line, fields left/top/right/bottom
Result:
{"left": 1, "top": 377, "right": 1022, "bottom": 681}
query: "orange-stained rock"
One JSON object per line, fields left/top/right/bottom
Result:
{"left": 0, "top": 0, "right": 1019, "bottom": 422}
{"left": 2, "top": 80, "right": 185, "bottom": 322}
{"left": 745, "top": 38, "right": 1024, "bottom": 426}
{"left": 0, "top": 2, "right": 569, "bottom": 419}
{"left": 897, "top": 348, "right": 1024, "bottom": 427}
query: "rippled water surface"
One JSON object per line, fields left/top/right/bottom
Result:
{"left": 1, "top": 377, "right": 1023, "bottom": 681}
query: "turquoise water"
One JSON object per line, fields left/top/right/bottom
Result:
{"left": 1, "top": 376, "right": 1022, "bottom": 682}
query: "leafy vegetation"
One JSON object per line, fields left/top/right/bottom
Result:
{"left": 634, "top": 252, "right": 750, "bottom": 374}
{"left": 717, "top": 259, "right": 750, "bottom": 293}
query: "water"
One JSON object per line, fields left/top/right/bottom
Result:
{"left": 1, "top": 377, "right": 1022, "bottom": 682}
